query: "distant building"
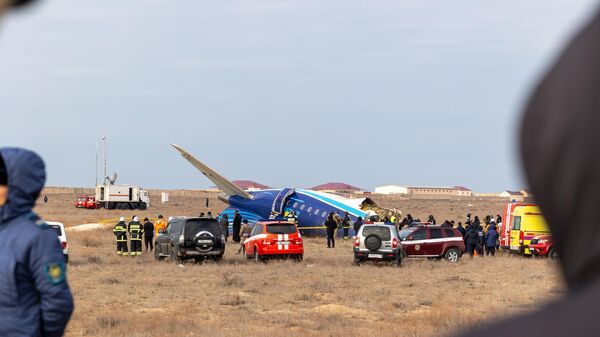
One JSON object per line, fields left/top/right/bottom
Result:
{"left": 211, "top": 180, "right": 271, "bottom": 192}
{"left": 406, "top": 186, "right": 473, "bottom": 197}
{"left": 499, "top": 190, "right": 525, "bottom": 202}
{"left": 310, "top": 182, "right": 363, "bottom": 194}
{"left": 374, "top": 185, "right": 409, "bottom": 195}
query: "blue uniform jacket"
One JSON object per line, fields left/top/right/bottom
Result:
{"left": 0, "top": 148, "right": 74, "bottom": 337}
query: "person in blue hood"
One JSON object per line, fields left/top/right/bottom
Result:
{"left": 484, "top": 221, "right": 499, "bottom": 256}
{"left": 0, "top": 148, "right": 74, "bottom": 337}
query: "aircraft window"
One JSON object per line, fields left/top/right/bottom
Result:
{"left": 293, "top": 202, "right": 299, "bottom": 208}
{"left": 307, "top": 207, "right": 313, "bottom": 213}
{"left": 322, "top": 212, "right": 327, "bottom": 218}
{"left": 300, "top": 205, "right": 305, "bottom": 211}
{"left": 286, "top": 200, "right": 291, "bottom": 206}
{"left": 315, "top": 209, "right": 320, "bottom": 215}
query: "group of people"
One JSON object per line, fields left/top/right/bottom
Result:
{"left": 324, "top": 211, "right": 355, "bottom": 248}
{"left": 458, "top": 214, "right": 501, "bottom": 258}
{"left": 112, "top": 215, "right": 167, "bottom": 256}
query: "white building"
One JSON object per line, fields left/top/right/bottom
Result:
{"left": 374, "top": 185, "right": 409, "bottom": 195}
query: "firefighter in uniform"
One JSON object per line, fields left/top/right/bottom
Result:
{"left": 128, "top": 216, "right": 143, "bottom": 256}
{"left": 113, "top": 217, "right": 128, "bottom": 256}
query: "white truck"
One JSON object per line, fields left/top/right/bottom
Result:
{"left": 95, "top": 184, "right": 150, "bottom": 210}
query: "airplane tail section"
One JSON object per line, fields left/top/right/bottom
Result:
{"left": 171, "top": 144, "right": 253, "bottom": 200}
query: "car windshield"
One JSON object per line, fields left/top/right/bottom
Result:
{"left": 266, "top": 223, "right": 297, "bottom": 234}
{"left": 362, "top": 226, "right": 392, "bottom": 241}
{"left": 398, "top": 228, "right": 416, "bottom": 240}
{"left": 49, "top": 224, "right": 62, "bottom": 236}
{"left": 185, "top": 220, "right": 222, "bottom": 236}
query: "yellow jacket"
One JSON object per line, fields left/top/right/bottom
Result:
{"left": 155, "top": 219, "right": 167, "bottom": 237}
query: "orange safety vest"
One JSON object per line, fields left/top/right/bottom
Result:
{"left": 155, "top": 219, "right": 167, "bottom": 237}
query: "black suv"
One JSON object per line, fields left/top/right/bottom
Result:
{"left": 155, "top": 217, "right": 225, "bottom": 262}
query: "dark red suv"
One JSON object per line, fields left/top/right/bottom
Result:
{"left": 398, "top": 226, "right": 465, "bottom": 262}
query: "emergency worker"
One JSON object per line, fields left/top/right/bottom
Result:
{"left": 484, "top": 222, "right": 499, "bottom": 256}
{"left": 128, "top": 216, "right": 143, "bottom": 256}
{"left": 113, "top": 217, "right": 128, "bottom": 255}
{"left": 238, "top": 219, "right": 252, "bottom": 254}
{"left": 0, "top": 147, "right": 74, "bottom": 336}
{"left": 154, "top": 214, "right": 166, "bottom": 237}
{"left": 342, "top": 211, "right": 351, "bottom": 239}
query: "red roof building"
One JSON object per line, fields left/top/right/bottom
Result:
{"left": 232, "top": 180, "right": 271, "bottom": 190}
{"left": 310, "top": 182, "right": 362, "bottom": 192}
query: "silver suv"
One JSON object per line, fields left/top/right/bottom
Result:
{"left": 353, "top": 224, "right": 401, "bottom": 267}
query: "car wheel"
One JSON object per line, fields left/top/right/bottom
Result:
{"left": 364, "top": 234, "right": 382, "bottom": 251}
{"left": 549, "top": 248, "right": 559, "bottom": 259}
{"left": 295, "top": 255, "right": 303, "bottom": 263}
{"left": 254, "top": 247, "right": 261, "bottom": 263}
{"left": 353, "top": 256, "right": 362, "bottom": 266}
{"left": 445, "top": 248, "right": 460, "bottom": 262}
{"left": 154, "top": 247, "right": 163, "bottom": 261}
{"left": 214, "top": 255, "right": 223, "bottom": 263}
{"left": 64, "top": 254, "right": 69, "bottom": 264}
{"left": 169, "top": 248, "right": 179, "bottom": 263}
{"left": 394, "top": 254, "right": 402, "bottom": 268}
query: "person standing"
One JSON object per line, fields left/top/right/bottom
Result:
{"left": 143, "top": 217, "right": 154, "bottom": 252}
{"left": 484, "top": 222, "right": 499, "bottom": 256}
{"left": 232, "top": 210, "right": 242, "bottom": 243}
{"left": 464, "top": 223, "right": 478, "bottom": 258}
{"left": 457, "top": 222, "right": 466, "bottom": 238}
{"left": 428, "top": 215, "right": 436, "bottom": 225}
{"left": 113, "top": 217, "right": 129, "bottom": 256}
{"left": 325, "top": 212, "right": 337, "bottom": 248}
{"left": 220, "top": 214, "right": 229, "bottom": 243}
{"left": 238, "top": 219, "right": 252, "bottom": 254}
{"left": 476, "top": 222, "right": 485, "bottom": 257}
{"left": 353, "top": 216, "right": 363, "bottom": 236}
{"left": 128, "top": 216, "right": 143, "bottom": 256}
{"left": 342, "top": 211, "right": 351, "bottom": 239}
{"left": 43, "top": 195, "right": 48, "bottom": 204}
{"left": 154, "top": 214, "right": 167, "bottom": 237}
{"left": 0, "top": 148, "right": 74, "bottom": 337}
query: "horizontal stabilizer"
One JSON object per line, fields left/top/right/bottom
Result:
{"left": 171, "top": 144, "right": 252, "bottom": 199}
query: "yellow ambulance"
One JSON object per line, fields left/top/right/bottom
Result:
{"left": 509, "top": 205, "right": 550, "bottom": 255}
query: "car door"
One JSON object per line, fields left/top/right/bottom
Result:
{"left": 156, "top": 223, "right": 171, "bottom": 254}
{"left": 425, "top": 228, "right": 444, "bottom": 256}
{"left": 247, "top": 224, "right": 263, "bottom": 255}
{"left": 404, "top": 228, "right": 427, "bottom": 256}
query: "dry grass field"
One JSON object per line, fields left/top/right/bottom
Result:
{"left": 33, "top": 193, "right": 564, "bottom": 337}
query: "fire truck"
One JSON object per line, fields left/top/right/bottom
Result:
{"left": 74, "top": 195, "right": 99, "bottom": 209}
{"left": 95, "top": 184, "right": 150, "bottom": 210}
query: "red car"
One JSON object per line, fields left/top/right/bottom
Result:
{"left": 243, "top": 221, "right": 304, "bottom": 262}
{"left": 398, "top": 225, "right": 465, "bottom": 262}
{"left": 529, "top": 234, "right": 558, "bottom": 258}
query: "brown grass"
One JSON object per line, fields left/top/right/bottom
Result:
{"left": 64, "top": 229, "right": 564, "bottom": 337}
{"left": 33, "top": 193, "right": 563, "bottom": 337}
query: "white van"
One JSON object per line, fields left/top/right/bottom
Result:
{"left": 47, "top": 222, "right": 68, "bottom": 263}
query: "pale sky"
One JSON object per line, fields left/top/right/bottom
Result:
{"left": 0, "top": 0, "right": 597, "bottom": 192}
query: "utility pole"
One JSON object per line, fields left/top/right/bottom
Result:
{"left": 103, "top": 136, "right": 108, "bottom": 209}
{"left": 95, "top": 140, "right": 98, "bottom": 187}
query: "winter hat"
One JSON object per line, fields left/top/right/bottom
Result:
{"left": 119, "top": 217, "right": 125, "bottom": 222}
{"left": 133, "top": 216, "right": 139, "bottom": 222}
{"left": 243, "top": 219, "right": 248, "bottom": 224}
